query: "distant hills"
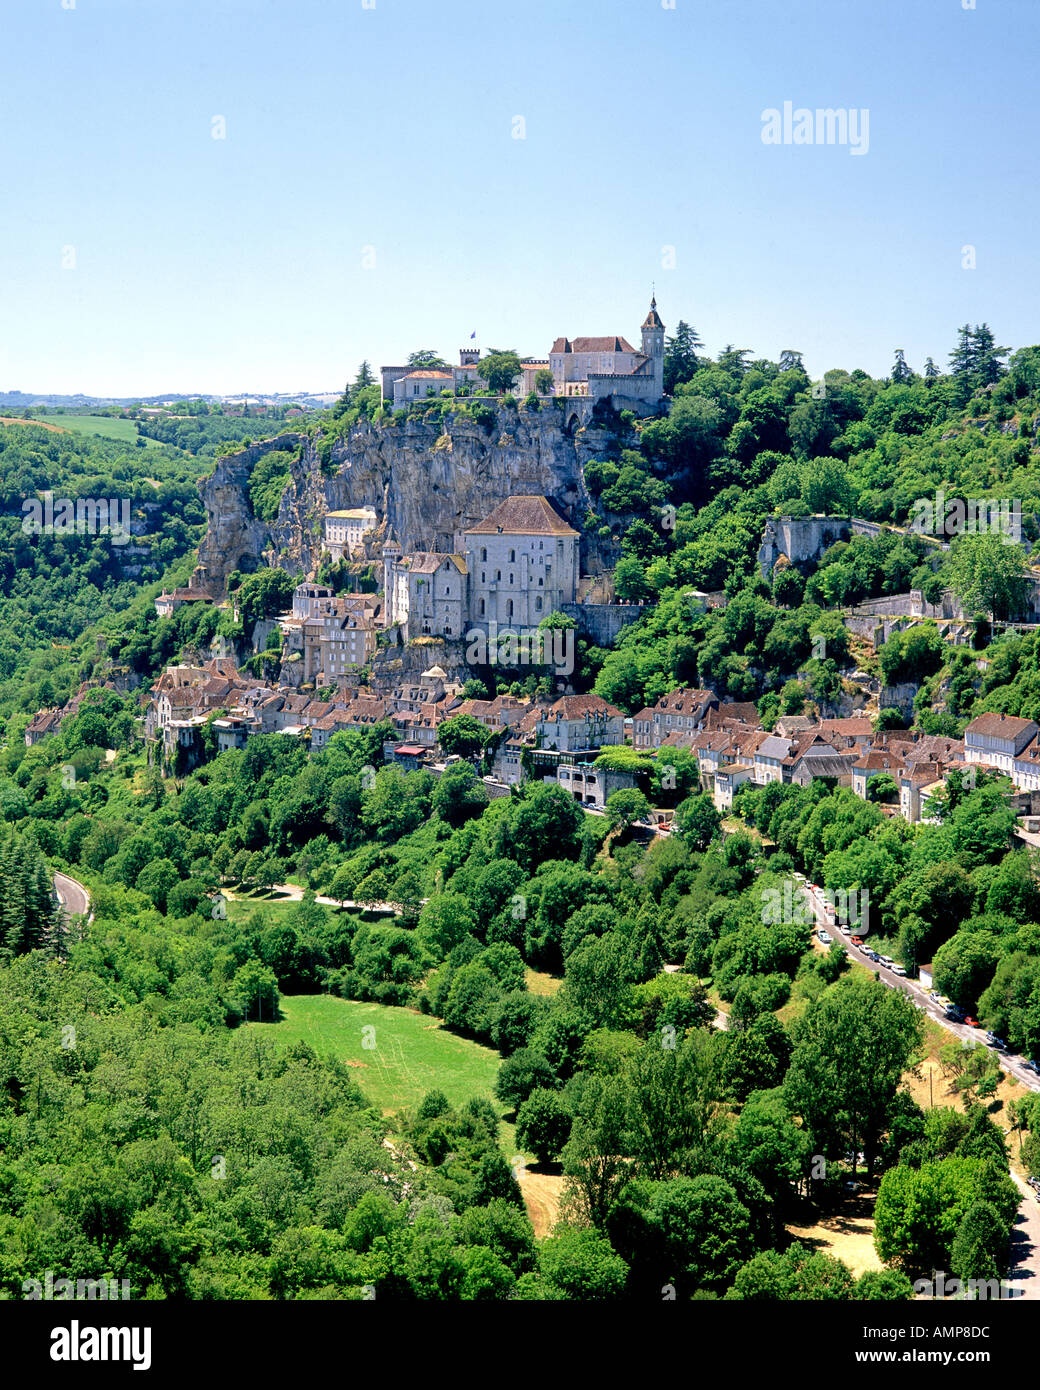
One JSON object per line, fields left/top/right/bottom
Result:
{"left": 0, "top": 389, "right": 341, "bottom": 410}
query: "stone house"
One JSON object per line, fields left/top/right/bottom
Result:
{"left": 535, "top": 694, "right": 625, "bottom": 753}
{"left": 324, "top": 507, "right": 378, "bottom": 561}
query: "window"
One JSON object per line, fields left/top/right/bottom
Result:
{"left": 479, "top": 599, "right": 485, "bottom": 615}
{"left": 496, "top": 570, "right": 501, "bottom": 581}
{"left": 536, "top": 596, "right": 542, "bottom": 611}
{"left": 509, "top": 574, "right": 514, "bottom": 584}
{"left": 507, "top": 600, "right": 514, "bottom": 617}
{"left": 509, "top": 549, "right": 515, "bottom": 562}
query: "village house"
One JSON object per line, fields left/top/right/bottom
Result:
{"left": 324, "top": 507, "right": 378, "bottom": 561}
{"left": 154, "top": 587, "right": 212, "bottom": 619}
{"left": 534, "top": 694, "right": 625, "bottom": 753}
{"left": 964, "top": 713, "right": 1040, "bottom": 786}
{"left": 557, "top": 761, "right": 639, "bottom": 810}
{"left": 632, "top": 688, "right": 718, "bottom": 750}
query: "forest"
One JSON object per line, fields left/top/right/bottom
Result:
{"left": 2, "top": 322, "right": 1040, "bottom": 1298}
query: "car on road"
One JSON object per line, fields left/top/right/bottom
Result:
{"left": 985, "top": 1032, "right": 1008, "bottom": 1051}
{"left": 891, "top": 964, "right": 908, "bottom": 977}
{"left": 818, "top": 929, "right": 832, "bottom": 944}
{"left": 850, "top": 935, "right": 864, "bottom": 946}
{"left": 964, "top": 1016, "right": 981, "bottom": 1027}
{"left": 864, "top": 949, "right": 880, "bottom": 962}
{"left": 946, "top": 1004, "right": 966, "bottom": 1022}
{"left": 1026, "top": 1059, "right": 1040, "bottom": 1075}
{"left": 839, "top": 923, "right": 851, "bottom": 935}
{"left": 878, "top": 955, "right": 895, "bottom": 968}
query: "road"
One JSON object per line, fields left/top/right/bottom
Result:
{"left": 53, "top": 871, "right": 91, "bottom": 918}
{"left": 802, "top": 879, "right": 1040, "bottom": 1295}
{"left": 1008, "top": 1173, "right": 1040, "bottom": 1299}
{"left": 801, "top": 880, "right": 1040, "bottom": 1093}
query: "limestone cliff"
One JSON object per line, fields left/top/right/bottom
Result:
{"left": 193, "top": 404, "right": 627, "bottom": 595}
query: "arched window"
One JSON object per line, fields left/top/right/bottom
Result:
{"left": 507, "top": 600, "right": 514, "bottom": 617}
{"left": 509, "top": 549, "right": 515, "bottom": 562}
{"left": 481, "top": 548, "right": 487, "bottom": 562}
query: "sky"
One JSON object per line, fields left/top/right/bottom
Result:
{"left": 1, "top": 0, "right": 1037, "bottom": 397}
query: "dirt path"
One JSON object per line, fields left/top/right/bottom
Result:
{"left": 515, "top": 1166, "right": 564, "bottom": 1238}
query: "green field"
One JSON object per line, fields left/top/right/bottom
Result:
{"left": 250, "top": 994, "right": 505, "bottom": 1117}
{"left": 31, "top": 414, "right": 161, "bottom": 445}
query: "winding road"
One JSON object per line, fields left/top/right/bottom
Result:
{"left": 802, "top": 879, "right": 1040, "bottom": 1297}
{"left": 53, "top": 871, "right": 91, "bottom": 919}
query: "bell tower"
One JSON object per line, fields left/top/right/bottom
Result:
{"left": 641, "top": 294, "right": 665, "bottom": 398}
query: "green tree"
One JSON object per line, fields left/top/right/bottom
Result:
{"left": 784, "top": 976, "right": 923, "bottom": 1175}
{"left": 516, "top": 1088, "right": 572, "bottom": 1163}
{"left": 477, "top": 350, "right": 521, "bottom": 394}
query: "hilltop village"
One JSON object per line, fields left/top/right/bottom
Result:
{"left": 20, "top": 296, "right": 1040, "bottom": 835}
{"left": 24, "top": 465, "right": 1040, "bottom": 831}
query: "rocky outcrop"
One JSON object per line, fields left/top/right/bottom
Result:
{"left": 193, "top": 434, "right": 301, "bottom": 591}
{"left": 193, "top": 405, "right": 630, "bottom": 597}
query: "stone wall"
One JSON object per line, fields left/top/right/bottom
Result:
{"left": 758, "top": 514, "right": 852, "bottom": 580}
{"left": 561, "top": 601, "right": 646, "bottom": 646}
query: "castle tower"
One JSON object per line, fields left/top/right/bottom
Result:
{"left": 459, "top": 347, "right": 479, "bottom": 366}
{"left": 641, "top": 294, "right": 665, "bottom": 398}
{"left": 382, "top": 532, "right": 402, "bottom": 628}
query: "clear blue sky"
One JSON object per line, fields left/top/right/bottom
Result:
{"left": 1, "top": 0, "right": 1036, "bottom": 396}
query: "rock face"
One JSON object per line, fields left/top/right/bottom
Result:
{"left": 193, "top": 404, "right": 626, "bottom": 595}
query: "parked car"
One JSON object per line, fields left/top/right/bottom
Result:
{"left": 839, "top": 924, "right": 851, "bottom": 935}
{"left": 985, "top": 1032, "right": 1008, "bottom": 1051}
{"left": 1026, "top": 1059, "right": 1040, "bottom": 1075}
{"left": 891, "top": 964, "right": 908, "bottom": 977}
{"left": 818, "top": 929, "right": 832, "bottom": 944}
{"left": 864, "top": 949, "right": 880, "bottom": 962}
{"left": 878, "top": 955, "right": 895, "bottom": 968}
{"left": 964, "top": 1016, "right": 981, "bottom": 1028}
{"left": 946, "top": 1005, "right": 966, "bottom": 1022}
{"left": 850, "top": 935, "right": 864, "bottom": 946}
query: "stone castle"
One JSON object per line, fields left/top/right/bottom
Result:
{"left": 379, "top": 296, "right": 666, "bottom": 413}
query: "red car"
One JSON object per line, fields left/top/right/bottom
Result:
{"left": 851, "top": 936, "right": 864, "bottom": 946}
{"left": 964, "top": 1016, "right": 981, "bottom": 1027}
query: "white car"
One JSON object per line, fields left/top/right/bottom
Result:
{"left": 839, "top": 924, "right": 851, "bottom": 936}
{"left": 891, "top": 964, "right": 908, "bottom": 977}
{"left": 818, "top": 929, "right": 832, "bottom": 944}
